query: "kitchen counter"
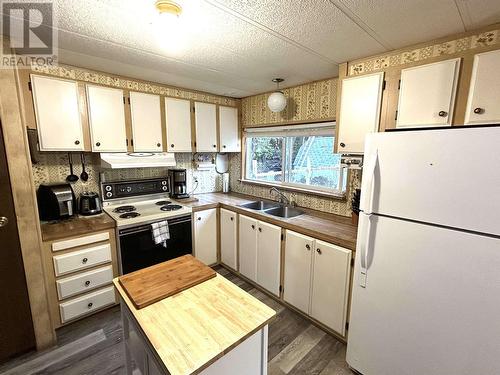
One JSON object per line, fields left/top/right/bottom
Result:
{"left": 40, "top": 212, "right": 116, "bottom": 242}
{"left": 183, "top": 192, "right": 358, "bottom": 251}
{"left": 114, "top": 272, "right": 275, "bottom": 375}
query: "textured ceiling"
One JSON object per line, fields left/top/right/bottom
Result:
{"left": 4, "top": 0, "right": 500, "bottom": 97}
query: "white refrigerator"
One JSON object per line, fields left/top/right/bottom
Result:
{"left": 346, "top": 126, "right": 500, "bottom": 375}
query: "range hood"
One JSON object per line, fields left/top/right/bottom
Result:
{"left": 100, "top": 153, "right": 176, "bottom": 169}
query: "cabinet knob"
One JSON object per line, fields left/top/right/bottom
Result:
{"left": 213, "top": 144, "right": 217, "bottom": 148}
{"left": 171, "top": 144, "right": 174, "bottom": 148}
{"left": 85, "top": 280, "right": 91, "bottom": 287}
{"left": 316, "top": 248, "right": 322, "bottom": 254}
{"left": 223, "top": 145, "right": 226, "bottom": 148}
{"left": 474, "top": 107, "right": 484, "bottom": 114}
{"left": 82, "top": 257, "right": 88, "bottom": 264}
{"left": 339, "top": 142, "right": 346, "bottom": 148}
{"left": 438, "top": 111, "right": 448, "bottom": 117}
{"left": 95, "top": 142, "right": 101, "bottom": 147}
{"left": 230, "top": 217, "right": 234, "bottom": 221}
{"left": 251, "top": 224, "right": 255, "bottom": 230}
{"left": 258, "top": 227, "right": 262, "bottom": 232}
{"left": 87, "top": 302, "right": 93, "bottom": 309}
{"left": 197, "top": 217, "right": 201, "bottom": 221}
{"left": 305, "top": 244, "right": 310, "bottom": 250}
{"left": 74, "top": 140, "right": 80, "bottom": 145}
{"left": 157, "top": 143, "right": 161, "bottom": 147}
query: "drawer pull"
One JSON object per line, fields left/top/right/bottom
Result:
{"left": 82, "top": 257, "right": 88, "bottom": 264}
{"left": 87, "top": 302, "right": 93, "bottom": 309}
{"left": 474, "top": 107, "right": 484, "bottom": 114}
{"left": 251, "top": 224, "right": 255, "bottom": 230}
{"left": 258, "top": 227, "right": 262, "bottom": 232}
{"left": 316, "top": 248, "right": 322, "bottom": 254}
{"left": 85, "top": 280, "right": 91, "bottom": 287}
{"left": 306, "top": 244, "right": 310, "bottom": 250}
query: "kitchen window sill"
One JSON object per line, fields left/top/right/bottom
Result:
{"left": 237, "top": 178, "right": 347, "bottom": 200}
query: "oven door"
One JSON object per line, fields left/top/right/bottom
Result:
{"left": 118, "top": 215, "right": 192, "bottom": 274}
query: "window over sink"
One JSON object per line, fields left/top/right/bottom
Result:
{"left": 244, "top": 122, "right": 347, "bottom": 195}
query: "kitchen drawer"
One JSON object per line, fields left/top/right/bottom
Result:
{"left": 52, "top": 232, "right": 110, "bottom": 252}
{"left": 53, "top": 243, "right": 112, "bottom": 276}
{"left": 56, "top": 265, "right": 113, "bottom": 300}
{"left": 59, "top": 286, "right": 115, "bottom": 324}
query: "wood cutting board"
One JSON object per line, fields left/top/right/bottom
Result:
{"left": 118, "top": 255, "right": 216, "bottom": 309}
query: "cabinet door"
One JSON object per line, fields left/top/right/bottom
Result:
{"left": 195, "top": 102, "right": 218, "bottom": 152}
{"left": 283, "top": 230, "right": 313, "bottom": 314}
{"left": 165, "top": 97, "right": 192, "bottom": 152}
{"left": 397, "top": 58, "right": 460, "bottom": 128}
{"left": 465, "top": 50, "right": 500, "bottom": 125}
{"left": 219, "top": 106, "right": 240, "bottom": 152}
{"left": 86, "top": 85, "right": 127, "bottom": 152}
{"left": 238, "top": 215, "right": 258, "bottom": 282}
{"left": 256, "top": 221, "right": 281, "bottom": 296}
{"left": 337, "top": 72, "right": 384, "bottom": 154}
{"left": 31, "top": 75, "right": 84, "bottom": 151}
{"left": 220, "top": 209, "right": 237, "bottom": 270}
{"left": 311, "top": 240, "right": 351, "bottom": 336}
{"left": 194, "top": 209, "right": 217, "bottom": 265}
{"left": 129, "top": 92, "right": 163, "bottom": 152}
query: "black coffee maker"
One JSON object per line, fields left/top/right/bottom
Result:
{"left": 168, "top": 169, "right": 189, "bottom": 199}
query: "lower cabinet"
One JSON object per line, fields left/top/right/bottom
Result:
{"left": 220, "top": 208, "right": 238, "bottom": 270}
{"left": 194, "top": 208, "right": 218, "bottom": 265}
{"left": 239, "top": 214, "right": 282, "bottom": 296}
{"left": 284, "top": 230, "right": 352, "bottom": 336}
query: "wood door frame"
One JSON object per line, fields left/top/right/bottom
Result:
{"left": 0, "top": 36, "right": 55, "bottom": 349}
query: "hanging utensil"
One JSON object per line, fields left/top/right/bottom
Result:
{"left": 66, "top": 153, "right": 79, "bottom": 183}
{"left": 80, "top": 153, "right": 89, "bottom": 182}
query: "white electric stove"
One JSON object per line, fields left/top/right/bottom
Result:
{"left": 100, "top": 178, "right": 193, "bottom": 274}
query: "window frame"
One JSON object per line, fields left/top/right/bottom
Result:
{"left": 240, "top": 122, "right": 348, "bottom": 199}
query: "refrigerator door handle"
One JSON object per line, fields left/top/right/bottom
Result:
{"left": 359, "top": 213, "right": 373, "bottom": 288}
{"left": 362, "top": 148, "right": 378, "bottom": 215}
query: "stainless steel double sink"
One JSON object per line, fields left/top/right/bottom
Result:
{"left": 239, "top": 200, "right": 305, "bottom": 218}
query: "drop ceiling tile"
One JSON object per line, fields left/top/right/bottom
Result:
{"left": 455, "top": 0, "right": 500, "bottom": 30}
{"left": 337, "top": 0, "right": 466, "bottom": 49}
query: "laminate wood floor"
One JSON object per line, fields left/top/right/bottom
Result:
{"left": 0, "top": 266, "right": 354, "bottom": 375}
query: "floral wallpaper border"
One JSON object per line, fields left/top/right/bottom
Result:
{"left": 31, "top": 65, "right": 239, "bottom": 106}
{"left": 349, "top": 29, "right": 500, "bottom": 76}
{"left": 241, "top": 78, "right": 337, "bottom": 127}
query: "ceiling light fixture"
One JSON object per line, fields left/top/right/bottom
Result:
{"left": 267, "top": 78, "right": 287, "bottom": 113}
{"left": 155, "top": 0, "right": 182, "bottom": 17}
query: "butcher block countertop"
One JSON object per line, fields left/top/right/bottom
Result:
{"left": 40, "top": 212, "right": 115, "bottom": 242}
{"left": 182, "top": 192, "right": 358, "bottom": 251}
{"left": 114, "top": 273, "right": 276, "bottom": 375}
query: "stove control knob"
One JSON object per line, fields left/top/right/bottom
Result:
{"left": 105, "top": 185, "right": 112, "bottom": 192}
{"left": 161, "top": 181, "right": 167, "bottom": 185}
{"left": 162, "top": 186, "right": 168, "bottom": 191}
{"left": 126, "top": 187, "right": 132, "bottom": 193}
{"left": 106, "top": 192, "right": 112, "bottom": 198}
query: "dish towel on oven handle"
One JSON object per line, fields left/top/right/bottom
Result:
{"left": 151, "top": 220, "right": 170, "bottom": 248}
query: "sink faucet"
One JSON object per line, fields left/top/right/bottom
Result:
{"left": 269, "top": 187, "right": 290, "bottom": 205}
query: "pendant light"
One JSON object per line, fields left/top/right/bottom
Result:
{"left": 267, "top": 78, "right": 287, "bottom": 113}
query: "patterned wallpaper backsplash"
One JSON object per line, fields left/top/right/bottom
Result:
{"left": 228, "top": 153, "right": 360, "bottom": 217}
{"left": 31, "top": 153, "right": 223, "bottom": 198}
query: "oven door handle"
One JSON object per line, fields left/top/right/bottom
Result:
{"left": 119, "top": 217, "right": 192, "bottom": 236}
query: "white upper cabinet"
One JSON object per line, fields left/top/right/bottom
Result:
{"left": 310, "top": 240, "right": 352, "bottom": 336}
{"left": 238, "top": 215, "right": 258, "bottom": 283}
{"left": 283, "top": 231, "right": 314, "bottom": 314}
{"left": 86, "top": 85, "right": 127, "bottom": 152}
{"left": 337, "top": 72, "right": 384, "bottom": 154}
{"left": 220, "top": 208, "right": 237, "bottom": 270}
{"left": 194, "top": 208, "right": 218, "bottom": 266}
{"left": 396, "top": 58, "right": 460, "bottom": 128}
{"left": 256, "top": 221, "right": 281, "bottom": 296}
{"left": 165, "top": 97, "right": 192, "bottom": 152}
{"left": 129, "top": 92, "right": 163, "bottom": 152}
{"left": 219, "top": 106, "right": 240, "bottom": 152}
{"left": 31, "top": 75, "right": 84, "bottom": 151}
{"left": 194, "top": 102, "right": 218, "bottom": 152}
{"left": 465, "top": 50, "right": 500, "bottom": 125}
